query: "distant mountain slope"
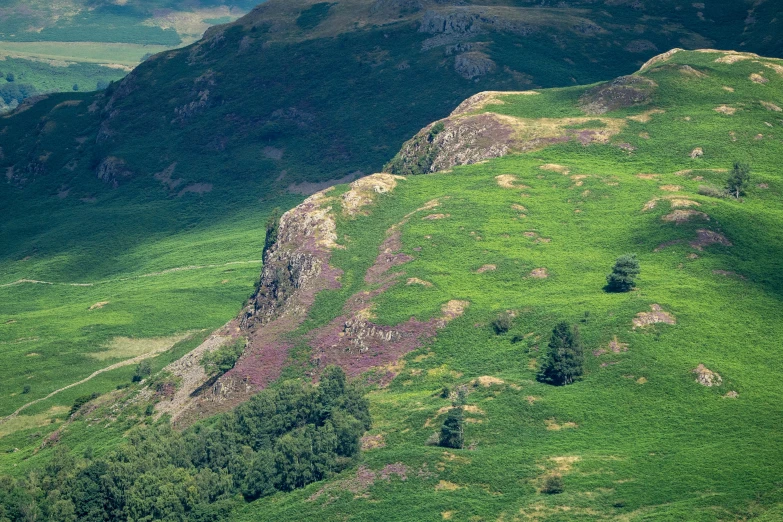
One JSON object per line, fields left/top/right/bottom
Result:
{"left": 2, "top": 0, "right": 783, "bottom": 270}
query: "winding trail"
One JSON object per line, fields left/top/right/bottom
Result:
{"left": 0, "top": 260, "right": 262, "bottom": 424}
{"left": 0, "top": 260, "right": 262, "bottom": 289}
{"left": 0, "top": 337, "right": 196, "bottom": 424}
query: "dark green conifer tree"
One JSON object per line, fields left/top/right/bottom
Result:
{"left": 537, "top": 322, "right": 585, "bottom": 386}
{"left": 606, "top": 254, "right": 640, "bottom": 293}
{"left": 439, "top": 407, "right": 464, "bottom": 449}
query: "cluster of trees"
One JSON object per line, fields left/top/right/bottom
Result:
{"left": 0, "top": 366, "right": 369, "bottom": 522}
{"left": 0, "top": 83, "right": 36, "bottom": 108}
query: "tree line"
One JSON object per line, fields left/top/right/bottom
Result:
{"left": 0, "top": 366, "right": 369, "bottom": 522}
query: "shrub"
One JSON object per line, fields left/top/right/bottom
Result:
{"left": 132, "top": 360, "right": 152, "bottom": 383}
{"left": 263, "top": 208, "right": 281, "bottom": 259}
{"left": 492, "top": 311, "right": 513, "bottom": 334}
{"left": 69, "top": 392, "right": 99, "bottom": 417}
{"left": 606, "top": 254, "right": 640, "bottom": 293}
{"left": 541, "top": 474, "right": 564, "bottom": 494}
{"left": 698, "top": 184, "right": 724, "bottom": 198}
{"left": 439, "top": 407, "right": 464, "bottom": 449}
{"left": 201, "top": 338, "right": 246, "bottom": 377}
{"left": 537, "top": 322, "right": 585, "bottom": 386}
{"left": 22, "top": 385, "right": 30, "bottom": 394}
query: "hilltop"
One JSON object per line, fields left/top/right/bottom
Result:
{"left": 2, "top": 47, "right": 782, "bottom": 520}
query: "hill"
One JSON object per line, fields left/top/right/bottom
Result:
{"left": 227, "top": 48, "right": 783, "bottom": 520}
{"left": 2, "top": 47, "right": 783, "bottom": 520}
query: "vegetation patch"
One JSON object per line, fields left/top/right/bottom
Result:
{"left": 89, "top": 332, "right": 193, "bottom": 361}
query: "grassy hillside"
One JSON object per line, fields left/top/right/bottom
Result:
{"left": 221, "top": 49, "right": 782, "bottom": 520}
{"left": 2, "top": 48, "right": 782, "bottom": 520}
{"left": 8, "top": 0, "right": 783, "bottom": 439}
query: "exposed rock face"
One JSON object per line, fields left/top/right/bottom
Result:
{"left": 342, "top": 174, "right": 404, "bottom": 216}
{"left": 240, "top": 190, "right": 341, "bottom": 329}
{"left": 385, "top": 114, "right": 513, "bottom": 174}
{"left": 454, "top": 52, "right": 497, "bottom": 79}
{"left": 384, "top": 108, "right": 622, "bottom": 175}
{"left": 632, "top": 304, "right": 676, "bottom": 328}
{"left": 419, "top": 10, "right": 480, "bottom": 35}
{"left": 693, "top": 364, "right": 722, "bottom": 387}
{"left": 95, "top": 157, "right": 132, "bottom": 187}
{"left": 418, "top": 7, "right": 536, "bottom": 50}
{"left": 579, "top": 76, "right": 657, "bottom": 115}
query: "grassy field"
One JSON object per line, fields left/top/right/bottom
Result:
{"left": 0, "top": 1, "right": 253, "bottom": 105}
{"left": 0, "top": 184, "right": 300, "bottom": 462}
{"left": 0, "top": 42, "right": 174, "bottom": 66}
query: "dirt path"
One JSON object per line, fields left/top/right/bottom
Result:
{"left": 0, "top": 339, "right": 193, "bottom": 424}
{"left": 0, "top": 260, "right": 262, "bottom": 289}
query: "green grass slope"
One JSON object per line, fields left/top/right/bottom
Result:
{"left": 0, "top": 1, "right": 781, "bottom": 515}
{"left": 221, "top": 49, "right": 783, "bottom": 520}
{"left": 6, "top": 0, "right": 781, "bottom": 444}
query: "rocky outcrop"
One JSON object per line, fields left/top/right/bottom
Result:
{"left": 693, "top": 364, "right": 722, "bottom": 387}
{"left": 385, "top": 114, "right": 513, "bottom": 174}
{"left": 384, "top": 108, "right": 622, "bottom": 175}
{"left": 419, "top": 10, "right": 480, "bottom": 36}
{"left": 95, "top": 157, "right": 132, "bottom": 188}
{"left": 240, "top": 190, "right": 341, "bottom": 329}
{"left": 454, "top": 52, "right": 497, "bottom": 79}
{"left": 579, "top": 75, "right": 657, "bottom": 115}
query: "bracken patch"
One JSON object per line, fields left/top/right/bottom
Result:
{"left": 661, "top": 210, "right": 709, "bottom": 223}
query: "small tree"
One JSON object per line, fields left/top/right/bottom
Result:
{"left": 492, "top": 311, "right": 513, "bottom": 335}
{"left": 726, "top": 161, "right": 750, "bottom": 199}
{"left": 439, "top": 407, "right": 464, "bottom": 449}
{"left": 132, "top": 360, "right": 152, "bottom": 383}
{"left": 537, "top": 322, "right": 585, "bottom": 386}
{"left": 606, "top": 254, "right": 640, "bottom": 293}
